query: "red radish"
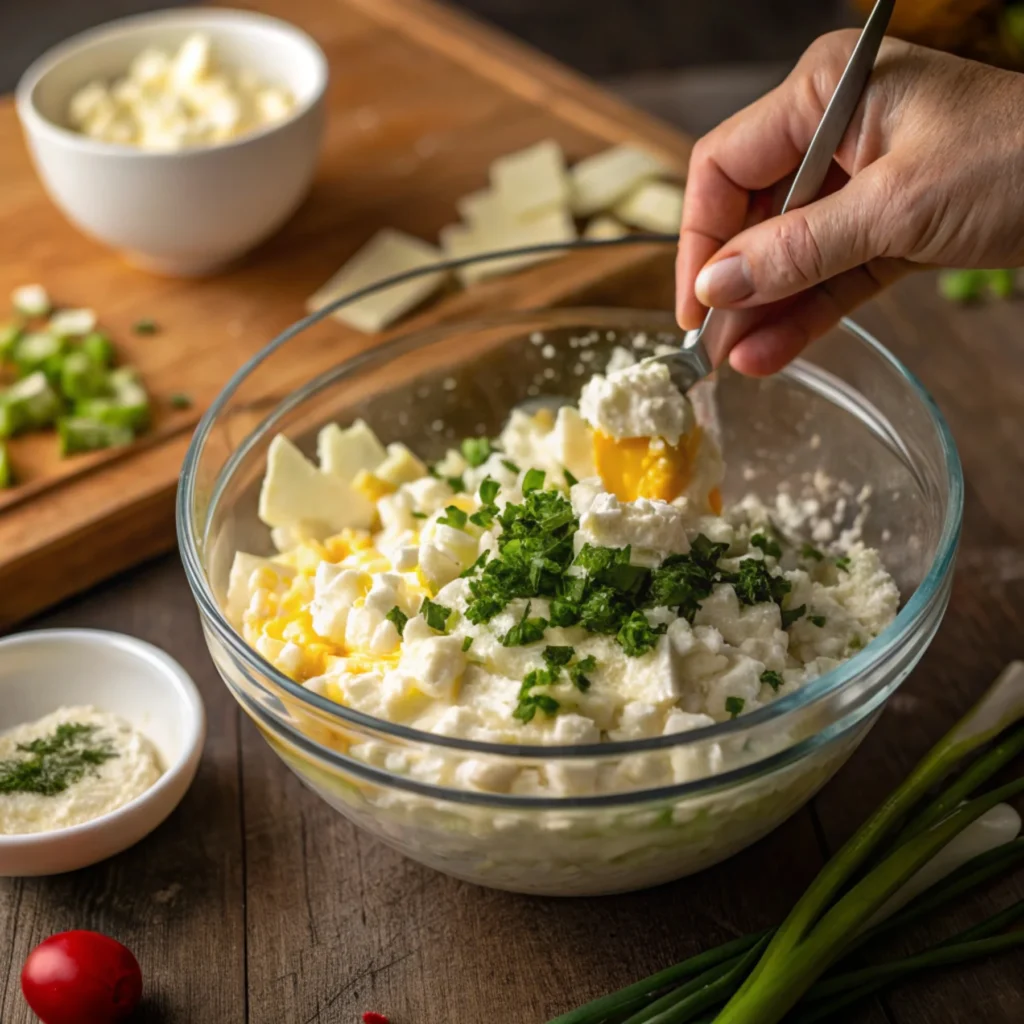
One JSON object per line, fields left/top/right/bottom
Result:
{"left": 21, "top": 931, "right": 142, "bottom": 1024}
{"left": 362, "top": 1014, "right": 390, "bottom": 1024}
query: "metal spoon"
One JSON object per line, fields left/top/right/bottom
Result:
{"left": 657, "top": 0, "right": 896, "bottom": 393}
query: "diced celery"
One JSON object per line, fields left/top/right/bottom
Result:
{"left": 81, "top": 331, "right": 115, "bottom": 368}
{"left": 0, "top": 441, "right": 10, "bottom": 488}
{"left": 75, "top": 374, "right": 151, "bottom": 432}
{"left": 986, "top": 269, "right": 1016, "bottom": 299}
{"left": 60, "top": 350, "right": 110, "bottom": 402}
{"left": 58, "top": 416, "right": 134, "bottom": 456}
{"left": 0, "top": 323, "right": 22, "bottom": 363}
{"left": 13, "top": 331, "right": 65, "bottom": 378}
{"left": 938, "top": 269, "right": 986, "bottom": 303}
{"left": 2, "top": 372, "right": 62, "bottom": 432}
{"left": 0, "top": 402, "right": 17, "bottom": 440}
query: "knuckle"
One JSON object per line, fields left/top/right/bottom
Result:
{"left": 771, "top": 213, "right": 828, "bottom": 288}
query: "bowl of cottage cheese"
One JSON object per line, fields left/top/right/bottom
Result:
{"left": 16, "top": 9, "right": 327, "bottom": 275}
{"left": 180, "top": 308, "right": 962, "bottom": 895}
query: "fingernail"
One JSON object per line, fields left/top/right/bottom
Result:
{"left": 695, "top": 254, "right": 754, "bottom": 307}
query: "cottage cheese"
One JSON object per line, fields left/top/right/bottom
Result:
{"left": 0, "top": 706, "right": 163, "bottom": 835}
{"left": 227, "top": 350, "right": 899, "bottom": 798}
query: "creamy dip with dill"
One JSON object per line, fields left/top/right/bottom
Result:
{"left": 0, "top": 706, "right": 163, "bottom": 835}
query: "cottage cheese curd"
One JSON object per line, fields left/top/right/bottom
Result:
{"left": 0, "top": 706, "right": 163, "bottom": 834}
{"left": 226, "top": 349, "right": 899, "bottom": 801}
{"left": 68, "top": 34, "right": 295, "bottom": 150}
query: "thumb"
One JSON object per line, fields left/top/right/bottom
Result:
{"left": 694, "top": 164, "right": 893, "bottom": 309}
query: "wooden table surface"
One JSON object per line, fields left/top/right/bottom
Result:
{"left": 1, "top": 271, "right": 1023, "bottom": 1024}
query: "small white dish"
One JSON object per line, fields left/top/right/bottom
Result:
{"left": 0, "top": 629, "right": 205, "bottom": 876}
{"left": 15, "top": 8, "right": 327, "bottom": 276}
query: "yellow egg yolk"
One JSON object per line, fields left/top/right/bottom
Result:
{"left": 593, "top": 426, "right": 721, "bottom": 512}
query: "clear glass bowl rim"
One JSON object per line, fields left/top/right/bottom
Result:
{"left": 177, "top": 306, "right": 964, "bottom": 763}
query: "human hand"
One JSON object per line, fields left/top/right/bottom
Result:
{"left": 675, "top": 30, "right": 1024, "bottom": 375}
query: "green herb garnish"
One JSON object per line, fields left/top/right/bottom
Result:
{"left": 446, "top": 474, "right": 465, "bottom": 493}
{"left": 459, "top": 551, "right": 489, "bottom": 579}
{"left": 569, "top": 654, "right": 597, "bottom": 692}
{"left": 728, "top": 559, "right": 792, "bottom": 607}
{"left": 479, "top": 477, "right": 500, "bottom": 504}
{"left": 801, "top": 542, "right": 824, "bottom": 561}
{"left": 501, "top": 458, "right": 520, "bottom": 474}
{"left": 501, "top": 601, "right": 548, "bottom": 647}
{"left": 616, "top": 610, "right": 667, "bottom": 657}
{"left": 564, "top": 468, "right": 578, "bottom": 487}
{"left": 809, "top": 614, "right": 827, "bottom": 627}
{"left": 461, "top": 636, "right": 474, "bottom": 652}
{"left": 835, "top": 556, "right": 851, "bottom": 572}
{"left": 542, "top": 645, "right": 575, "bottom": 668}
{"left": 132, "top": 318, "right": 159, "bottom": 335}
{"left": 438, "top": 505, "right": 468, "bottom": 529}
{"left": 725, "top": 696, "right": 745, "bottom": 719}
{"left": 513, "top": 669, "right": 560, "bottom": 723}
{"left": 169, "top": 392, "right": 193, "bottom": 410}
{"left": 0, "top": 722, "right": 117, "bottom": 796}
{"left": 761, "top": 669, "right": 784, "bottom": 692}
{"left": 411, "top": 510, "right": 427, "bottom": 519}
{"left": 420, "top": 598, "right": 452, "bottom": 633}
{"left": 461, "top": 437, "right": 492, "bottom": 467}
{"left": 386, "top": 606, "right": 408, "bottom": 637}
{"left": 522, "top": 468, "right": 546, "bottom": 493}
{"left": 751, "top": 533, "right": 782, "bottom": 559}
{"left": 781, "top": 603, "right": 807, "bottom": 628}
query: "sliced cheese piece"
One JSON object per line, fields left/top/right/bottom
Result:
{"left": 456, "top": 188, "right": 514, "bottom": 229}
{"left": 307, "top": 229, "right": 447, "bottom": 334}
{"left": 318, "top": 420, "right": 387, "bottom": 481}
{"left": 583, "top": 215, "right": 629, "bottom": 241}
{"left": 613, "top": 180, "right": 684, "bottom": 234}
{"left": 490, "top": 139, "right": 569, "bottom": 220}
{"left": 570, "top": 144, "right": 667, "bottom": 216}
{"left": 440, "top": 207, "right": 576, "bottom": 285}
{"left": 258, "top": 434, "right": 375, "bottom": 533}
{"left": 375, "top": 442, "right": 427, "bottom": 487}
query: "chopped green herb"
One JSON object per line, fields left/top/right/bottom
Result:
{"left": 569, "top": 654, "right": 597, "bottom": 692}
{"left": 459, "top": 551, "right": 489, "bottom": 578}
{"left": 616, "top": 610, "right": 667, "bottom": 657}
{"left": 513, "top": 669, "right": 560, "bottom": 723}
{"left": 420, "top": 597, "right": 452, "bottom": 633}
{"left": 564, "top": 468, "right": 578, "bottom": 487}
{"left": 751, "top": 533, "right": 782, "bottom": 559}
{"left": 385, "top": 606, "right": 408, "bottom": 637}
{"left": 522, "top": 468, "right": 546, "bottom": 493}
{"left": 461, "top": 437, "right": 492, "bottom": 468}
{"left": 725, "top": 696, "right": 745, "bottom": 719}
{"left": 849, "top": 635, "right": 864, "bottom": 650}
{"left": 411, "top": 510, "right": 427, "bottom": 519}
{"left": 446, "top": 474, "right": 465, "bottom": 493}
{"left": 761, "top": 669, "right": 784, "bottom": 692}
{"left": 835, "top": 556, "right": 851, "bottom": 572}
{"left": 132, "top": 318, "right": 159, "bottom": 335}
{"left": 169, "top": 392, "right": 193, "bottom": 410}
{"left": 781, "top": 603, "right": 807, "bottom": 629}
{"left": 501, "top": 458, "right": 520, "bottom": 474}
{"left": 0, "top": 722, "right": 117, "bottom": 796}
{"left": 542, "top": 645, "right": 575, "bottom": 668}
{"left": 479, "top": 477, "right": 500, "bottom": 504}
{"left": 728, "top": 559, "right": 792, "bottom": 607}
{"left": 809, "top": 614, "right": 827, "bottom": 627}
{"left": 801, "top": 542, "right": 824, "bottom": 561}
{"left": 438, "top": 505, "right": 468, "bottom": 529}
{"left": 500, "top": 601, "right": 548, "bottom": 647}
{"left": 461, "top": 636, "right": 474, "bottom": 652}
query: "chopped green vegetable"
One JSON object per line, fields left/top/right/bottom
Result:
{"left": 132, "top": 318, "right": 159, "bottom": 335}
{"left": 542, "top": 645, "right": 575, "bottom": 668}
{"left": 461, "top": 437, "right": 492, "bottom": 467}
{"left": 761, "top": 669, "right": 784, "bottom": 692}
{"left": 446, "top": 474, "right": 465, "bottom": 493}
{"left": 513, "top": 669, "right": 560, "bottom": 723}
{"left": 809, "top": 614, "right": 827, "bottom": 627}
{"left": 385, "top": 606, "right": 408, "bottom": 637}
{"left": 76, "top": 368, "right": 151, "bottom": 432}
{"left": 725, "top": 696, "right": 745, "bottom": 718}
{"left": 986, "top": 269, "right": 1015, "bottom": 299}
{"left": 801, "top": 543, "right": 824, "bottom": 561}
{"left": 0, "top": 722, "right": 117, "bottom": 796}
{"left": 938, "top": 269, "right": 986, "bottom": 303}
{"left": 568, "top": 654, "right": 596, "bottom": 692}
{"left": 564, "top": 468, "right": 578, "bottom": 487}
{"left": 0, "top": 372, "right": 62, "bottom": 437}
{"left": 461, "top": 636, "right": 473, "bottom": 652}
{"left": 0, "top": 441, "right": 11, "bottom": 489}
{"left": 616, "top": 609, "right": 667, "bottom": 657}
{"left": 501, "top": 458, "right": 520, "bottom": 474}
{"left": 751, "top": 533, "right": 782, "bottom": 559}
{"left": 0, "top": 323, "right": 22, "bottom": 362}
{"left": 459, "top": 551, "right": 489, "bottom": 579}
{"left": 420, "top": 598, "right": 452, "bottom": 633}
{"left": 169, "top": 393, "right": 193, "bottom": 410}
{"left": 411, "top": 510, "right": 427, "bottom": 519}
{"left": 13, "top": 331, "right": 64, "bottom": 379}
{"left": 438, "top": 505, "right": 468, "bottom": 529}
{"left": 58, "top": 416, "right": 134, "bottom": 456}
{"left": 522, "top": 468, "right": 546, "bottom": 493}
{"left": 60, "top": 350, "right": 109, "bottom": 402}
{"left": 728, "top": 558, "right": 792, "bottom": 607}
{"left": 500, "top": 601, "right": 548, "bottom": 647}
{"left": 81, "top": 331, "right": 115, "bottom": 368}
{"left": 478, "top": 477, "right": 500, "bottom": 504}
{"left": 781, "top": 603, "right": 807, "bottom": 628}
{"left": 835, "top": 556, "right": 851, "bottom": 573}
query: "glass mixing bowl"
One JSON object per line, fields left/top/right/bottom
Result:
{"left": 178, "top": 307, "right": 962, "bottom": 896}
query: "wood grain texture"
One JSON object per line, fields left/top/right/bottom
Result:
{"left": 0, "top": 0, "right": 694, "bottom": 628}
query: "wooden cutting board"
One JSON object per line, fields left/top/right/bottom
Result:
{"left": 0, "top": 0, "right": 692, "bottom": 628}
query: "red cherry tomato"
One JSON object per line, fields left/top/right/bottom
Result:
{"left": 21, "top": 930, "right": 142, "bottom": 1024}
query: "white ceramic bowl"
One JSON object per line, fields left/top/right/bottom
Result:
{"left": 0, "top": 629, "right": 205, "bottom": 876}
{"left": 15, "top": 8, "right": 328, "bottom": 276}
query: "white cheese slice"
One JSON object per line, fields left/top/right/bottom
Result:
{"left": 583, "top": 215, "right": 629, "bottom": 241}
{"left": 613, "top": 181, "right": 684, "bottom": 234}
{"left": 570, "top": 144, "right": 667, "bottom": 216}
{"left": 490, "top": 139, "right": 569, "bottom": 220}
{"left": 317, "top": 420, "right": 387, "bottom": 481}
{"left": 307, "top": 229, "right": 448, "bottom": 334}
{"left": 440, "top": 207, "right": 576, "bottom": 285}
{"left": 456, "top": 189, "right": 514, "bottom": 229}
{"left": 258, "top": 434, "right": 375, "bottom": 533}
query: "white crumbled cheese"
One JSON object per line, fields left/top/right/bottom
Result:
{"left": 48, "top": 308, "right": 97, "bottom": 337}
{"left": 11, "top": 284, "right": 50, "bottom": 318}
{"left": 67, "top": 33, "right": 296, "bottom": 150}
{"left": 230, "top": 351, "right": 900, "bottom": 800}
{"left": 579, "top": 358, "right": 692, "bottom": 444}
